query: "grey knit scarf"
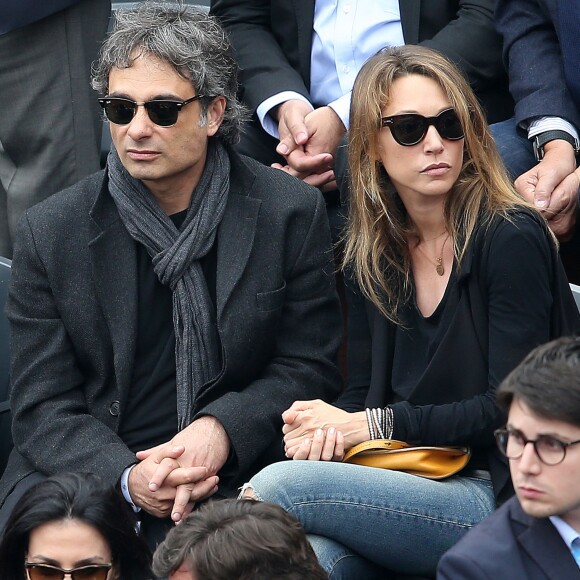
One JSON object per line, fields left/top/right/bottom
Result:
{"left": 107, "top": 140, "right": 230, "bottom": 429}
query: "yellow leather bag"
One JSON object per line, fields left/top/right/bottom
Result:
{"left": 342, "top": 439, "right": 471, "bottom": 480}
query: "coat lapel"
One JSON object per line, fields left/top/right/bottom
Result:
{"left": 399, "top": 0, "right": 421, "bottom": 44}
{"left": 88, "top": 178, "right": 137, "bottom": 402}
{"left": 216, "top": 156, "right": 261, "bottom": 319}
{"left": 513, "top": 503, "right": 580, "bottom": 578}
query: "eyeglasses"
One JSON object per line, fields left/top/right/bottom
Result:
{"left": 98, "top": 95, "right": 204, "bottom": 127}
{"left": 380, "top": 108, "right": 464, "bottom": 146}
{"left": 25, "top": 562, "right": 112, "bottom": 580}
{"left": 495, "top": 428, "right": 580, "bottom": 466}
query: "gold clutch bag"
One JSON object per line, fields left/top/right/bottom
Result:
{"left": 342, "top": 439, "right": 471, "bottom": 480}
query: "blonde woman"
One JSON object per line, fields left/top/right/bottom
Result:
{"left": 243, "top": 46, "right": 580, "bottom": 578}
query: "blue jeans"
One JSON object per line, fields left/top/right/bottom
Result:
{"left": 489, "top": 117, "right": 535, "bottom": 180}
{"left": 248, "top": 461, "right": 495, "bottom": 579}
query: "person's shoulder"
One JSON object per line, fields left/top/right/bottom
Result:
{"left": 232, "top": 152, "right": 325, "bottom": 210}
{"left": 438, "top": 497, "right": 522, "bottom": 574}
{"left": 25, "top": 169, "right": 106, "bottom": 225}
{"left": 480, "top": 207, "right": 552, "bottom": 251}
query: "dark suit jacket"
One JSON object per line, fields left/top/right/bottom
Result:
{"left": 0, "top": 0, "right": 80, "bottom": 34}
{"left": 211, "top": 0, "right": 512, "bottom": 124}
{"left": 496, "top": 0, "right": 580, "bottom": 130}
{"left": 437, "top": 496, "right": 580, "bottom": 579}
{"left": 0, "top": 148, "right": 343, "bottom": 504}
{"left": 337, "top": 211, "right": 580, "bottom": 504}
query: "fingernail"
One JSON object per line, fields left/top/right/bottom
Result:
{"left": 328, "top": 427, "right": 335, "bottom": 435}
{"left": 535, "top": 199, "right": 548, "bottom": 208}
{"left": 172, "top": 512, "right": 181, "bottom": 522}
{"left": 316, "top": 428, "right": 323, "bottom": 436}
{"left": 149, "top": 482, "right": 158, "bottom": 491}
{"left": 277, "top": 144, "right": 288, "bottom": 155}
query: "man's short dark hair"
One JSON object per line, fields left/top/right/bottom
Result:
{"left": 152, "top": 499, "right": 328, "bottom": 579}
{"left": 497, "top": 336, "right": 580, "bottom": 425}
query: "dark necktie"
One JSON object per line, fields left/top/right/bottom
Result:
{"left": 558, "top": 2, "right": 580, "bottom": 111}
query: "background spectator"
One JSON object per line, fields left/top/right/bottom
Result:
{"left": 153, "top": 499, "right": 328, "bottom": 580}
{"left": 0, "top": 472, "right": 152, "bottom": 580}
{"left": 438, "top": 336, "right": 580, "bottom": 578}
{"left": 492, "top": 1, "right": 580, "bottom": 241}
{"left": 0, "top": 0, "right": 111, "bottom": 258}
{"left": 210, "top": 0, "right": 512, "bottom": 197}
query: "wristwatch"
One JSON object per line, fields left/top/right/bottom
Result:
{"left": 532, "top": 130, "right": 580, "bottom": 162}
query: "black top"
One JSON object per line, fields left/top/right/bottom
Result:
{"left": 392, "top": 267, "right": 458, "bottom": 402}
{"left": 118, "top": 210, "right": 217, "bottom": 452}
{"left": 338, "top": 210, "right": 580, "bottom": 502}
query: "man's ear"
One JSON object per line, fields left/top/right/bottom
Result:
{"left": 206, "top": 96, "right": 226, "bottom": 137}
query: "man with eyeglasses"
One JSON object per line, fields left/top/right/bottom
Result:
{"left": 0, "top": 2, "right": 342, "bottom": 548}
{"left": 438, "top": 336, "right": 580, "bottom": 579}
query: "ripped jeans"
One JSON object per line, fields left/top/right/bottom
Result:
{"left": 245, "top": 460, "right": 495, "bottom": 579}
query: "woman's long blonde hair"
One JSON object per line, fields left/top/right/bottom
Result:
{"left": 343, "top": 45, "right": 538, "bottom": 324}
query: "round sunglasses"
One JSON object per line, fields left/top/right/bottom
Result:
{"left": 381, "top": 108, "right": 464, "bottom": 146}
{"left": 98, "top": 95, "right": 204, "bottom": 127}
{"left": 25, "top": 562, "right": 112, "bottom": 580}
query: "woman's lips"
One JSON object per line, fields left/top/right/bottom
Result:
{"left": 421, "top": 163, "right": 451, "bottom": 176}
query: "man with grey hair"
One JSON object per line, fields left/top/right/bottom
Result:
{"left": 0, "top": 2, "right": 342, "bottom": 546}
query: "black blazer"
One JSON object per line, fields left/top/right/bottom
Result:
{"left": 0, "top": 149, "right": 343, "bottom": 504}
{"left": 337, "top": 211, "right": 580, "bottom": 503}
{"left": 211, "top": 0, "right": 512, "bottom": 123}
{"left": 437, "top": 496, "right": 580, "bottom": 579}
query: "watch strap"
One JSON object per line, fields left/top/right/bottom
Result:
{"left": 533, "top": 130, "right": 579, "bottom": 161}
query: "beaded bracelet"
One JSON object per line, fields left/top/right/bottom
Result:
{"left": 365, "top": 406, "right": 395, "bottom": 440}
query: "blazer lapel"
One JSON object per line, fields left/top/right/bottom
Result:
{"left": 216, "top": 158, "right": 261, "bottom": 319}
{"left": 514, "top": 505, "right": 580, "bottom": 578}
{"left": 88, "top": 179, "right": 138, "bottom": 401}
{"left": 399, "top": 0, "right": 421, "bottom": 44}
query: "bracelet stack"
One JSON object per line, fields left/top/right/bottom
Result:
{"left": 365, "top": 407, "right": 394, "bottom": 440}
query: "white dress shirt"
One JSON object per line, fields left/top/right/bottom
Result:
{"left": 549, "top": 515, "right": 580, "bottom": 569}
{"left": 258, "top": 0, "right": 404, "bottom": 137}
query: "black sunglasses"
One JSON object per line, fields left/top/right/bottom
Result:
{"left": 25, "top": 562, "right": 112, "bottom": 580}
{"left": 381, "top": 108, "right": 464, "bottom": 146}
{"left": 98, "top": 95, "right": 204, "bottom": 127}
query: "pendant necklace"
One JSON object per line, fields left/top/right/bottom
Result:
{"left": 416, "top": 234, "right": 450, "bottom": 276}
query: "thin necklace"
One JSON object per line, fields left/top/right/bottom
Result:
{"left": 416, "top": 234, "right": 450, "bottom": 276}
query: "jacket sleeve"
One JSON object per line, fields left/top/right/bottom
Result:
{"left": 392, "top": 215, "right": 557, "bottom": 447}
{"left": 210, "top": 0, "right": 311, "bottom": 113}
{"left": 418, "top": 0, "right": 504, "bottom": 94}
{"left": 495, "top": 0, "right": 580, "bottom": 128}
{"left": 7, "top": 213, "right": 137, "bottom": 487}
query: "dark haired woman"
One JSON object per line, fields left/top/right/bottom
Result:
{"left": 0, "top": 472, "right": 152, "bottom": 580}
